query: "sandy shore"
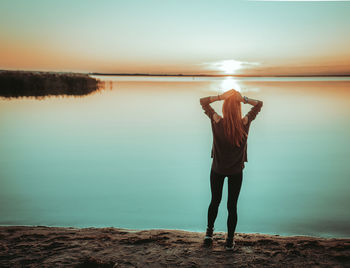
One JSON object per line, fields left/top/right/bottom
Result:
{"left": 0, "top": 226, "right": 349, "bottom": 267}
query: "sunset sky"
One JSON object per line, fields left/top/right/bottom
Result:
{"left": 1, "top": 0, "right": 350, "bottom": 75}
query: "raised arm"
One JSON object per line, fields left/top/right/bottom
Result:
{"left": 241, "top": 96, "right": 263, "bottom": 124}
{"left": 199, "top": 95, "right": 222, "bottom": 123}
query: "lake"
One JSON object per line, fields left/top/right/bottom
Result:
{"left": 1, "top": 75, "right": 349, "bottom": 238}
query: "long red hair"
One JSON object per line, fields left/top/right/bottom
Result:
{"left": 222, "top": 93, "right": 247, "bottom": 147}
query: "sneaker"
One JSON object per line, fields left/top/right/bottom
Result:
{"left": 204, "top": 227, "right": 214, "bottom": 244}
{"left": 225, "top": 237, "right": 235, "bottom": 251}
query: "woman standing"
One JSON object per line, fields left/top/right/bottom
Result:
{"left": 200, "top": 89, "right": 263, "bottom": 250}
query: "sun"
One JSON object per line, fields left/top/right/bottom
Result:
{"left": 218, "top": 60, "right": 243, "bottom": 74}
{"left": 202, "top": 59, "right": 258, "bottom": 75}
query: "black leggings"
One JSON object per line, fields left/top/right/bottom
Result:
{"left": 207, "top": 168, "right": 243, "bottom": 238}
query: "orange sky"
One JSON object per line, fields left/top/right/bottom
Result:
{"left": 1, "top": 0, "right": 350, "bottom": 75}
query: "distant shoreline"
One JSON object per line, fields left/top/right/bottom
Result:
{"left": 1, "top": 69, "right": 350, "bottom": 78}
{"left": 91, "top": 72, "right": 350, "bottom": 78}
{"left": 0, "top": 70, "right": 99, "bottom": 98}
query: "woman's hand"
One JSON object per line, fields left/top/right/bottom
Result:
{"left": 236, "top": 91, "right": 244, "bottom": 102}
{"left": 219, "top": 89, "right": 235, "bottom": 100}
{"left": 220, "top": 89, "right": 243, "bottom": 102}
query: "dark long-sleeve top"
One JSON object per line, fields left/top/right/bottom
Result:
{"left": 200, "top": 96, "right": 263, "bottom": 175}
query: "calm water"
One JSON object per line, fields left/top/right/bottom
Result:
{"left": 1, "top": 76, "right": 350, "bottom": 238}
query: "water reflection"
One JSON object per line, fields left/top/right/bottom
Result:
{"left": 1, "top": 76, "right": 350, "bottom": 238}
{"left": 214, "top": 77, "right": 261, "bottom": 94}
{"left": 219, "top": 77, "right": 242, "bottom": 92}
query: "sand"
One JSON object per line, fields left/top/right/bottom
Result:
{"left": 0, "top": 226, "right": 349, "bottom": 267}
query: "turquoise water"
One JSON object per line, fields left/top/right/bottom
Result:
{"left": 1, "top": 76, "right": 350, "bottom": 238}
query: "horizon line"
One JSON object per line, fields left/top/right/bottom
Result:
{"left": 90, "top": 72, "right": 350, "bottom": 78}
{"left": 2, "top": 69, "right": 350, "bottom": 78}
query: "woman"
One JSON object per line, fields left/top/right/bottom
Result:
{"left": 200, "top": 89, "right": 263, "bottom": 250}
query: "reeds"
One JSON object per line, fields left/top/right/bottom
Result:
{"left": 0, "top": 70, "right": 99, "bottom": 98}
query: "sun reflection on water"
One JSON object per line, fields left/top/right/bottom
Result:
{"left": 218, "top": 77, "right": 242, "bottom": 93}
